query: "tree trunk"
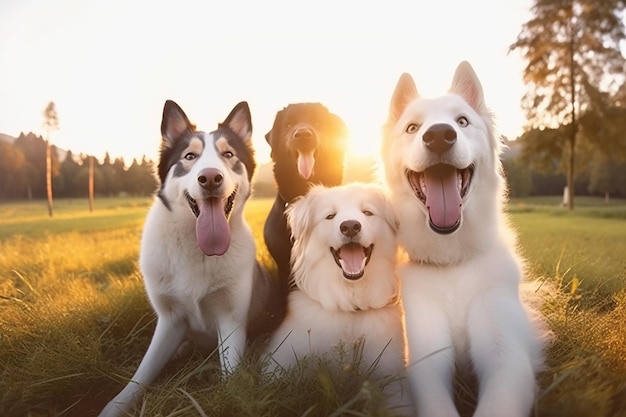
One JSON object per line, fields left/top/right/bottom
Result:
{"left": 46, "top": 139, "right": 53, "bottom": 217}
{"left": 567, "top": 18, "right": 576, "bottom": 211}
{"left": 89, "top": 155, "right": 95, "bottom": 212}
{"left": 567, "top": 132, "right": 575, "bottom": 210}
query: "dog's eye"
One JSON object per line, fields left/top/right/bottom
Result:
{"left": 363, "top": 210, "right": 374, "bottom": 216}
{"left": 457, "top": 116, "right": 469, "bottom": 127}
{"left": 405, "top": 123, "right": 420, "bottom": 134}
{"left": 223, "top": 151, "right": 234, "bottom": 159}
{"left": 326, "top": 213, "right": 336, "bottom": 220}
{"left": 184, "top": 152, "right": 197, "bottom": 161}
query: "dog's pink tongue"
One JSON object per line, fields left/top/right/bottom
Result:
{"left": 340, "top": 243, "right": 366, "bottom": 275}
{"left": 424, "top": 165, "right": 462, "bottom": 229}
{"left": 297, "top": 151, "right": 315, "bottom": 180}
{"left": 195, "top": 198, "right": 230, "bottom": 256}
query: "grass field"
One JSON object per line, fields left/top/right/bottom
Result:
{"left": 1, "top": 196, "right": 625, "bottom": 417}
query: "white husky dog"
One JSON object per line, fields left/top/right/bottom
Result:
{"left": 381, "top": 61, "right": 547, "bottom": 417}
{"left": 264, "top": 183, "right": 413, "bottom": 414}
{"left": 99, "top": 100, "right": 280, "bottom": 417}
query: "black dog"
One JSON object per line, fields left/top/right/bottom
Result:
{"left": 264, "top": 103, "right": 348, "bottom": 308}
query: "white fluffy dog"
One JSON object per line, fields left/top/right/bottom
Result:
{"left": 381, "top": 61, "right": 547, "bottom": 417}
{"left": 264, "top": 183, "right": 413, "bottom": 413}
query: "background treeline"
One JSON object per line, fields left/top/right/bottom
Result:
{"left": 0, "top": 132, "right": 157, "bottom": 200}
{"left": 2, "top": 130, "right": 626, "bottom": 202}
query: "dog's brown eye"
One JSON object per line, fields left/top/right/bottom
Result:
{"left": 406, "top": 123, "right": 420, "bottom": 134}
{"left": 363, "top": 210, "right": 373, "bottom": 216}
{"left": 184, "top": 152, "right": 197, "bottom": 161}
{"left": 457, "top": 116, "right": 469, "bottom": 127}
{"left": 326, "top": 213, "right": 336, "bottom": 220}
{"left": 223, "top": 151, "right": 234, "bottom": 159}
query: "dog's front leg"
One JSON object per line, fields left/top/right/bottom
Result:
{"left": 215, "top": 311, "right": 247, "bottom": 374}
{"left": 402, "top": 274, "right": 460, "bottom": 417}
{"left": 98, "top": 317, "right": 187, "bottom": 417}
{"left": 468, "top": 289, "right": 537, "bottom": 417}
{"left": 405, "top": 318, "right": 460, "bottom": 417}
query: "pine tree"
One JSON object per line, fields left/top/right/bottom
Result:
{"left": 43, "top": 102, "right": 59, "bottom": 216}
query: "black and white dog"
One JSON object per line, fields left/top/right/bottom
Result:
{"left": 99, "top": 100, "right": 280, "bottom": 417}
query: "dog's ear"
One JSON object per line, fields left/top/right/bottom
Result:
{"left": 379, "top": 191, "right": 399, "bottom": 234}
{"left": 221, "top": 101, "right": 253, "bottom": 143}
{"left": 265, "top": 130, "right": 272, "bottom": 144}
{"left": 332, "top": 114, "right": 349, "bottom": 143}
{"left": 449, "top": 61, "right": 486, "bottom": 113}
{"left": 285, "top": 194, "right": 312, "bottom": 241}
{"left": 389, "top": 73, "right": 418, "bottom": 122}
{"left": 161, "top": 100, "right": 194, "bottom": 147}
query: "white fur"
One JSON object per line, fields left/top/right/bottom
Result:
{"left": 99, "top": 103, "right": 257, "bottom": 417}
{"left": 264, "top": 183, "right": 414, "bottom": 413}
{"left": 382, "top": 62, "right": 547, "bottom": 417}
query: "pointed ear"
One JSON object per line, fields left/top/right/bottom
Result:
{"left": 265, "top": 130, "right": 272, "bottom": 144}
{"left": 449, "top": 61, "right": 485, "bottom": 112}
{"left": 161, "top": 100, "right": 193, "bottom": 146}
{"left": 389, "top": 73, "right": 419, "bottom": 122}
{"left": 222, "top": 101, "right": 252, "bottom": 143}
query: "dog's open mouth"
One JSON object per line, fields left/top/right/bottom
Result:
{"left": 184, "top": 188, "right": 237, "bottom": 256}
{"left": 407, "top": 163, "right": 473, "bottom": 235}
{"left": 184, "top": 189, "right": 237, "bottom": 219}
{"left": 330, "top": 243, "right": 373, "bottom": 280}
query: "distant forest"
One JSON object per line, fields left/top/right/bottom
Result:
{"left": 2, "top": 132, "right": 625, "bottom": 202}
{"left": 0, "top": 132, "right": 157, "bottom": 200}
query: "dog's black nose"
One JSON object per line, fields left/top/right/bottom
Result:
{"left": 293, "top": 127, "right": 314, "bottom": 141}
{"left": 197, "top": 168, "right": 223, "bottom": 190}
{"left": 423, "top": 123, "right": 457, "bottom": 153}
{"left": 340, "top": 220, "right": 361, "bottom": 238}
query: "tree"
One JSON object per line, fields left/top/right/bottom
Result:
{"left": 509, "top": 0, "right": 626, "bottom": 210}
{"left": 43, "top": 101, "right": 59, "bottom": 216}
{"left": 58, "top": 150, "right": 81, "bottom": 197}
{"left": 14, "top": 132, "right": 58, "bottom": 199}
{"left": 0, "top": 142, "right": 27, "bottom": 199}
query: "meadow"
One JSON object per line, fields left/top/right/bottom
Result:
{"left": 1, "top": 196, "right": 625, "bottom": 417}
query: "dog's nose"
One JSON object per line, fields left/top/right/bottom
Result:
{"left": 293, "top": 127, "right": 314, "bottom": 141}
{"left": 197, "top": 168, "right": 223, "bottom": 190}
{"left": 340, "top": 220, "right": 361, "bottom": 238}
{"left": 291, "top": 127, "right": 319, "bottom": 152}
{"left": 423, "top": 123, "right": 457, "bottom": 153}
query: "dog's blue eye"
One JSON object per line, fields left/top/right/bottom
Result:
{"left": 326, "top": 213, "right": 336, "bottom": 220}
{"left": 363, "top": 210, "right": 373, "bottom": 216}
{"left": 184, "top": 152, "right": 197, "bottom": 161}
{"left": 406, "top": 123, "right": 420, "bottom": 134}
{"left": 223, "top": 151, "right": 234, "bottom": 158}
{"left": 457, "top": 116, "right": 469, "bottom": 127}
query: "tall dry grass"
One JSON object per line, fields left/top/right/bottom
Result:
{"left": 0, "top": 196, "right": 625, "bottom": 416}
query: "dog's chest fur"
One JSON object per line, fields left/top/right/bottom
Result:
{"left": 139, "top": 201, "right": 255, "bottom": 332}
{"left": 400, "top": 243, "right": 521, "bottom": 364}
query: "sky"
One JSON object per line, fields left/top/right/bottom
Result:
{"left": 0, "top": 0, "right": 532, "bottom": 165}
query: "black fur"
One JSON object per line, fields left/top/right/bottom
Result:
{"left": 263, "top": 103, "right": 348, "bottom": 299}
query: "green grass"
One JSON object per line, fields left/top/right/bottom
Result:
{"left": 1, "top": 196, "right": 625, "bottom": 416}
